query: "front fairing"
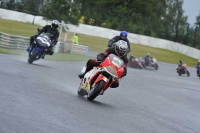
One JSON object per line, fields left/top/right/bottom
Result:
{"left": 28, "top": 46, "right": 45, "bottom": 60}
{"left": 182, "top": 64, "right": 187, "bottom": 69}
{"left": 36, "top": 33, "right": 52, "bottom": 48}
{"left": 100, "top": 54, "right": 124, "bottom": 78}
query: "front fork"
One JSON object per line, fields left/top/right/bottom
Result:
{"left": 92, "top": 75, "right": 113, "bottom": 92}
{"left": 28, "top": 46, "right": 44, "bottom": 59}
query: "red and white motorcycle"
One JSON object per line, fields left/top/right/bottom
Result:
{"left": 176, "top": 63, "right": 190, "bottom": 77}
{"left": 128, "top": 55, "right": 143, "bottom": 69}
{"left": 140, "top": 57, "right": 159, "bottom": 70}
{"left": 77, "top": 54, "right": 125, "bottom": 101}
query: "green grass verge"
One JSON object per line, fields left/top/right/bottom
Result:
{"left": 0, "top": 18, "right": 198, "bottom": 67}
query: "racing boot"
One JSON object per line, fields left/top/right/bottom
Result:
{"left": 26, "top": 46, "right": 30, "bottom": 52}
{"left": 99, "top": 91, "right": 104, "bottom": 95}
{"left": 41, "top": 54, "right": 45, "bottom": 59}
{"left": 78, "top": 66, "right": 93, "bottom": 79}
{"left": 78, "top": 73, "right": 85, "bottom": 79}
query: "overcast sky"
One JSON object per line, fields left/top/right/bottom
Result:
{"left": 182, "top": 0, "right": 200, "bottom": 25}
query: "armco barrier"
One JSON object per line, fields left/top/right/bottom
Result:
{"left": 58, "top": 41, "right": 88, "bottom": 55}
{"left": 0, "top": 32, "right": 29, "bottom": 50}
{"left": 0, "top": 32, "right": 88, "bottom": 55}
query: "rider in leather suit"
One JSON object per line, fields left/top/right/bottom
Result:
{"left": 78, "top": 40, "right": 129, "bottom": 89}
{"left": 108, "top": 31, "right": 130, "bottom": 55}
{"left": 27, "top": 20, "right": 60, "bottom": 57}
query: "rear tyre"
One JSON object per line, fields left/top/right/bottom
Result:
{"left": 28, "top": 50, "right": 39, "bottom": 64}
{"left": 77, "top": 87, "right": 85, "bottom": 96}
{"left": 87, "top": 81, "right": 105, "bottom": 101}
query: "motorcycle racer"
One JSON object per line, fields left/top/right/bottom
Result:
{"left": 177, "top": 60, "right": 184, "bottom": 72}
{"left": 144, "top": 53, "right": 151, "bottom": 65}
{"left": 27, "top": 20, "right": 60, "bottom": 58}
{"left": 196, "top": 60, "right": 200, "bottom": 76}
{"left": 108, "top": 31, "right": 130, "bottom": 54}
{"left": 79, "top": 40, "right": 128, "bottom": 88}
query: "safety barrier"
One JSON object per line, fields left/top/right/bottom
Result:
{"left": 0, "top": 32, "right": 88, "bottom": 55}
{"left": 0, "top": 32, "right": 29, "bottom": 50}
{"left": 56, "top": 42, "right": 88, "bottom": 55}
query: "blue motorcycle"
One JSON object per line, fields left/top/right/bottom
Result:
{"left": 28, "top": 32, "right": 53, "bottom": 64}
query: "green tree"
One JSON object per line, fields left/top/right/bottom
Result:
{"left": 41, "top": 0, "right": 80, "bottom": 25}
{"left": 22, "top": 0, "right": 39, "bottom": 14}
{"left": 6, "top": 0, "right": 15, "bottom": 10}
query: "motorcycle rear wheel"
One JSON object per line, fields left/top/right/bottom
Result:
{"left": 87, "top": 81, "right": 105, "bottom": 101}
{"left": 28, "top": 49, "right": 39, "bottom": 64}
{"left": 186, "top": 70, "right": 190, "bottom": 77}
{"left": 77, "top": 87, "right": 86, "bottom": 96}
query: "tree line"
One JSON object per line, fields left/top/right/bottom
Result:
{"left": 1, "top": 0, "right": 200, "bottom": 49}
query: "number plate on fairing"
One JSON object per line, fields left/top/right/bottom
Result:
{"left": 82, "top": 68, "right": 99, "bottom": 91}
{"left": 112, "top": 57, "right": 123, "bottom": 68}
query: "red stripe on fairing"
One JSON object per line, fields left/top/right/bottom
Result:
{"left": 118, "top": 68, "right": 124, "bottom": 78}
{"left": 100, "top": 57, "right": 110, "bottom": 67}
{"left": 89, "top": 71, "right": 100, "bottom": 85}
{"left": 95, "top": 75, "right": 106, "bottom": 83}
{"left": 94, "top": 75, "right": 111, "bottom": 91}
{"left": 103, "top": 81, "right": 113, "bottom": 91}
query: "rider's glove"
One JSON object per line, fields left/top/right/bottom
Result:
{"left": 97, "top": 53, "right": 105, "bottom": 61}
{"left": 51, "top": 40, "right": 58, "bottom": 46}
{"left": 122, "top": 67, "right": 127, "bottom": 77}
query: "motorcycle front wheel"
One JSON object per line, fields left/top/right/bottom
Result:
{"left": 28, "top": 49, "right": 39, "bottom": 64}
{"left": 154, "top": 63, "right": 159, "bottom": 70}
{"left": 87, "top": 81, "right": 105, "bottom": 101}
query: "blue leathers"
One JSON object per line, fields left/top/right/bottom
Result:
{"left": 196, "top": 63, "right": 200, "bottom": 69}
{"left": 196, "top": 62, "right": 200, "bottom": 75}
{"left": 145, "top": 54, "right": 151, "bottom": 65}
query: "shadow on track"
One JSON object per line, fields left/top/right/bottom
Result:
{"left": 21, "top": 61, "right": 53, "bottom": 69}
{"left": 77, "top": 95, "right": 114, "bottom": 109}
{"left": 142, "top": 67, "right": 158, "bottom": 71}
{"left": 30, "top": 63, "right": 53, "bottom": 68}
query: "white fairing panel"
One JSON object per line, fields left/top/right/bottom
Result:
{"left": 80, "top": 68, "right": 99, "bottom": 93}
{"left": 152, "top": 58, "right": 157, "bottom": 62}
{"left": 37, "top": 36, "right": 51, "bottom": 47}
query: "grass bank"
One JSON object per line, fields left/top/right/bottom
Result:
{"left": 0, "top": 18, "right": 198, "bottom": 67}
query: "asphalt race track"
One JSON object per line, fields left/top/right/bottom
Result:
{"left": 0, "top": 54, "right": 200, "bottom": 133}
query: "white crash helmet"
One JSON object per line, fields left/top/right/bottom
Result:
{"left": 51, "top": 20, "right": 60, "bottom": 30}
{"left": 115, "top": 40, "right": 128, "bottom": 57}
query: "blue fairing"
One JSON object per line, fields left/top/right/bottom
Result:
{"left": 28, "top": 46, "right": 44, "bottom": 61}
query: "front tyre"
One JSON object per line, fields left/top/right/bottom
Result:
{"left": 186, "top": 70, "right": 190, "bottom": 77}
{"left": 28, "top": 50, "right": 39, "bottom": 64}
{"left": 154, "top": 63, "right": 159, "bottom": 70}
{"left": 87, "top": 81, "right": 105, "bottom": 101}
{"left": 138, "top": 65, "right": 143, "bottom": 69}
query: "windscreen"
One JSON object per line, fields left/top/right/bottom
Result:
{"left": 109, "top": 54, "right": 124, "bottom": 68}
